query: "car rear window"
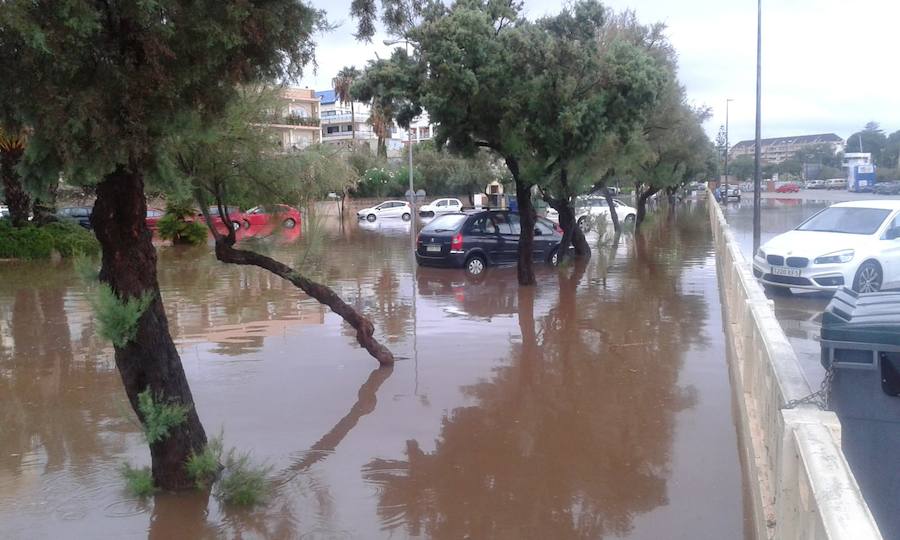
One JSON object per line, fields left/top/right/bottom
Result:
{"left": 797, "top": 207, "right": 891, "bottom": 235}
{"left": 422, "top": 214, "right": 466, "bottom": 232}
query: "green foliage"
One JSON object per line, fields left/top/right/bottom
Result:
{"left": 355, "top": 167, "right": 409, "bottom": 198}
{"left": 137, "top": 389, "right": 191, "bottom": 445}
{"left": 187, "top": 434, "right": 224, "bottom": 490}
{"left": 73, "top": 253, "right": 100, "bottom": 283}
{"left": 0, "top": 220, "right": 99, "bottom": 259}
{"left": 157, "top": 203, "right": 207, "bottom": 245}
{"left": 92, "top": 285, "right": 155, "bottom": 348}
{"left": 214, "top": 448, "right": 271, "bottom": 506}
{"left": 3, "top": 1, "right": 325, "bottom": 186}
{"left": 121, "top": 463, "right": 156, "bottom": 498}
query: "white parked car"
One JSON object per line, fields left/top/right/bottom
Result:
{"left": 0, "top": 205, "right": 8, "bottom": 218}
{"left": 754, "top": 200, "right": 900, "bottom": 293}
{"left": 418, "top": 197, "right": 463, "bottom": 217}
{"left": 357, "top": 200, "right": 412, "bottom": 222}
{"left": 546, "top": 197, "right": 637, "bottom": 230}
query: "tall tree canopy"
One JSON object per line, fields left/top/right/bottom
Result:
{"left": 1, "top": 0, "right": 323, "bottom": 490}
{"left": 846, "top": 122, "right": 887, "bottom": 165}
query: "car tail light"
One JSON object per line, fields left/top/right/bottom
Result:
{"left": 554, "top": 223, "right": 563, "bottom": 234}
{"left": 451, "top": 233, "right": 463, "bottom": 251}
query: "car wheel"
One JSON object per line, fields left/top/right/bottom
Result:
{"left": 853, "top": 261, "right": 882, "bottom": 293}
{"left": 624, "top": 214, "right": 636, "bottom": 224}
{"left": 283, "top": 218, "right": 297, "bottom": 229}
{"left": 231, "top": 221, "right": 240, "bottom": 231}
{"left": 402, "top": 212, "right": 411, "bottom": 222}
{"left": 366, "top": 214, "right": 376, "bottom": 222}
{"left": 549, "top": 248, "right": 560, "bottom": 267}
{"left": 242, "top": 219, "right": 251, "bottom": 229}
{"left": 465, "top": 254, "right": 486, "bottom": 276}
{"left": 577, "top": 216, "right": 591, "bottom": 232}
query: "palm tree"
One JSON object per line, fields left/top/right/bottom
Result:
{"left": 332, "top": 66, "right": 361, "bottom": 146}
{"left": 368, "top": 102, "right": 393, "bottom": 158}
{"left": 0, "top": 127, "right": 31, "bottom": 227}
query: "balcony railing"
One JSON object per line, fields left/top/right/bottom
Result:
{"left": 263, "top": 113, "right": 321, "bottom": 127}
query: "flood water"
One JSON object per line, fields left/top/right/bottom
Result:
{"left": 0, "top": 202, "right": 747, "bottom": 539}
{"left": 720, "top": 197, "right": 833, "bottom": 388}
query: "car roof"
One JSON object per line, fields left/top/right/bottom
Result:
{"left": 832, "top": 200, "right": 900, "bottom": 210}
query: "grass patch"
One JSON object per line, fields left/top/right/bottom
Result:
{"left": 121, "top": 463, "right": 156, "bottom": 497}
{"left": 187, "top": 434, "right": 224, "bottom": 489}
{"left": 137, "top": 389, "right": 191, "bottom": 444}
{"left": 92, "top": 284, "right": 154, "bottom": 348}
{"left": 214, "top": 448, "right": 271, "bottom": 507}
{"left": 0, "top": 220, "right": 99, "bottom": 259}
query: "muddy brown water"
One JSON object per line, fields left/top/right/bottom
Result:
{"left": 0, "top": 203, "right": 747, "bottom": 539}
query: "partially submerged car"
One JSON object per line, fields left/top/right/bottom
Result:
{"left": 357, "top": 200, "right": 412, "bottom": 222}
{"left": 415, "top": 210, "right": 564, "bottom": 276}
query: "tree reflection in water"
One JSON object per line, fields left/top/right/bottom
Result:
{"left": 361, "top": 206, "right": 710, "bottom": 539}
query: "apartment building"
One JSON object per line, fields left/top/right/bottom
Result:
{"left": 729, "top": 133, "right": 843, "bottom": 164}
{"left": 266, "top": 87, "right": 322, "bottom": 150}
{"left": 316, "top": 89, "right": 379, "bottom": 149}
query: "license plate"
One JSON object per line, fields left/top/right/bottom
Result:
{"left": 771, "top": 266, "right": 800, "bottom": 277}
{"left": 426, "top": 244, "right": 442, "bottom": 253}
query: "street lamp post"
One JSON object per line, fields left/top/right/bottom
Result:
{"left": 724, "top": 98, "right": 734, "bottom": 197}
{"left": 753, "top": 0, "right": 763, "bottom": 252}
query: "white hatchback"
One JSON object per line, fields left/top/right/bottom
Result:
{"left": 754, "top": 200, "right": 900, "bottom": 293}
{"left": 357, "top": 200, "right": 412, "bottom": 222}
{"left": 545, "top": 197, "right": 637, "bottom": 230}
{"left": 418, "top": 198, "right": 463, "bottom": 217}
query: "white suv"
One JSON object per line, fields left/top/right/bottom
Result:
{"left": 418, "top": 198, "right": 463, "bottom": 217}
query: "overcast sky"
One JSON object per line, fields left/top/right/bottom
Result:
{"left": 299, "top": 0, "right": 900, "bottom": 144}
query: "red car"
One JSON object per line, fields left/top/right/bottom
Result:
{"left": 145, "top": 207, "right": 165, "bottom": 230}
{"left": 775, "top": 183, "right": 800, "bottom": 193}
{"left": 197, "top": 206, "right": 245, "bottom": 233}
{"left": 242, "top": 205, "right": 301, "bottom": 230}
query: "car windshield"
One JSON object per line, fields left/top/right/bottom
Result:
{"left": 797, "top": 207, "right": 891, "bottom": 235}
{"left": 422, "top": 214, "right": 466, "bottom": 232}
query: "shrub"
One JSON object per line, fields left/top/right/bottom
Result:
{"left": 137, "top": 388, "right": 191, "bottom": 444}
{"left": 187, "top": 434, "right": 224, "bottom": 489}
{"left": 157, "top": 203, "right": 208, "bottom": 245}
{"left": 92, "top": 284, "right": 155, "bottom": 348}
{"left": 121, "top": 463, "right": 156, "bottom": 497}
{"left": 214, "top": 448, "right": 271, "bottom": 506}
{"left": 0, "top": 220, "right": 99, "bottom": 259}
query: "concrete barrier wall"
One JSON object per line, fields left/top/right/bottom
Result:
{"left": 708, "top": 196, "right": 881, "bottom": 539}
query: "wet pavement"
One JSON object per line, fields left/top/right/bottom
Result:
{"left": 0, "top": 203, "right": 747, "bottom": 539}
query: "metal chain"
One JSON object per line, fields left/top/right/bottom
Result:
{"left": 784, "top": 367, "right": 834, "bottom": 410}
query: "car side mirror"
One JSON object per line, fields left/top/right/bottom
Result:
{"left": 887, "top": 227, "right": 900, "bottom": 240}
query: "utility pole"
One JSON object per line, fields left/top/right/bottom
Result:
{"left": 753, "top": 0, "right": 763, "bottom": 252}
{"left": 724, "top": 98, "right": 733, "bottom": 197}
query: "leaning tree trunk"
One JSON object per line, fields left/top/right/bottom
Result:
{"left": 201, "top": 202, "right": 394, "bottom": 365}
{"left": 0, "top": 145, "right": 32, "bottom": 227}
{"left": 507, "top": 157, "right": 536, "bottom": 286}
{"left": 547, "top": 197, "right": 590, "bottom": 261}
{"left": 635, "top": 186, "right": 660, "bottom": 228}
{"left": 91, "top": 167, "right": 207, "bottom": 490}
{"left": 601, "top": 187, "right": 621, "bottom": 233}
{"left": 32, "top": 180, "right": 61, "bottom": 226}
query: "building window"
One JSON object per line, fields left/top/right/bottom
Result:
{"left": 342, "top": 125, "right": 353, "bottom": 132}
{"left": 419, "top": 127, "right": 430, "bottom": 138}
{"left": 326, "top": 126, "right": 340, "bottom": 134}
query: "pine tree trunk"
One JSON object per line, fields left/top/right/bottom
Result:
{"left": 602, "top": 187, "right": 621, "bottom": 233}
{"left": 635, "top": 186, "right": 659, "bottom": 228}
{"left": 91, "top": 166, "right": 207, "bottom": 490}
{"left": 1, "top": 145, "right": 32, "bottom": 227}
{"left": 506, "top": 157, "right": 535, "bottom": 286}
{"left": 547, "top": 198, "right": 590, "bottom": 262}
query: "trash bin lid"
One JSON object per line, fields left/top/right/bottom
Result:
{"left": 821, "top": 288, "right": 900, "bottom": 346}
